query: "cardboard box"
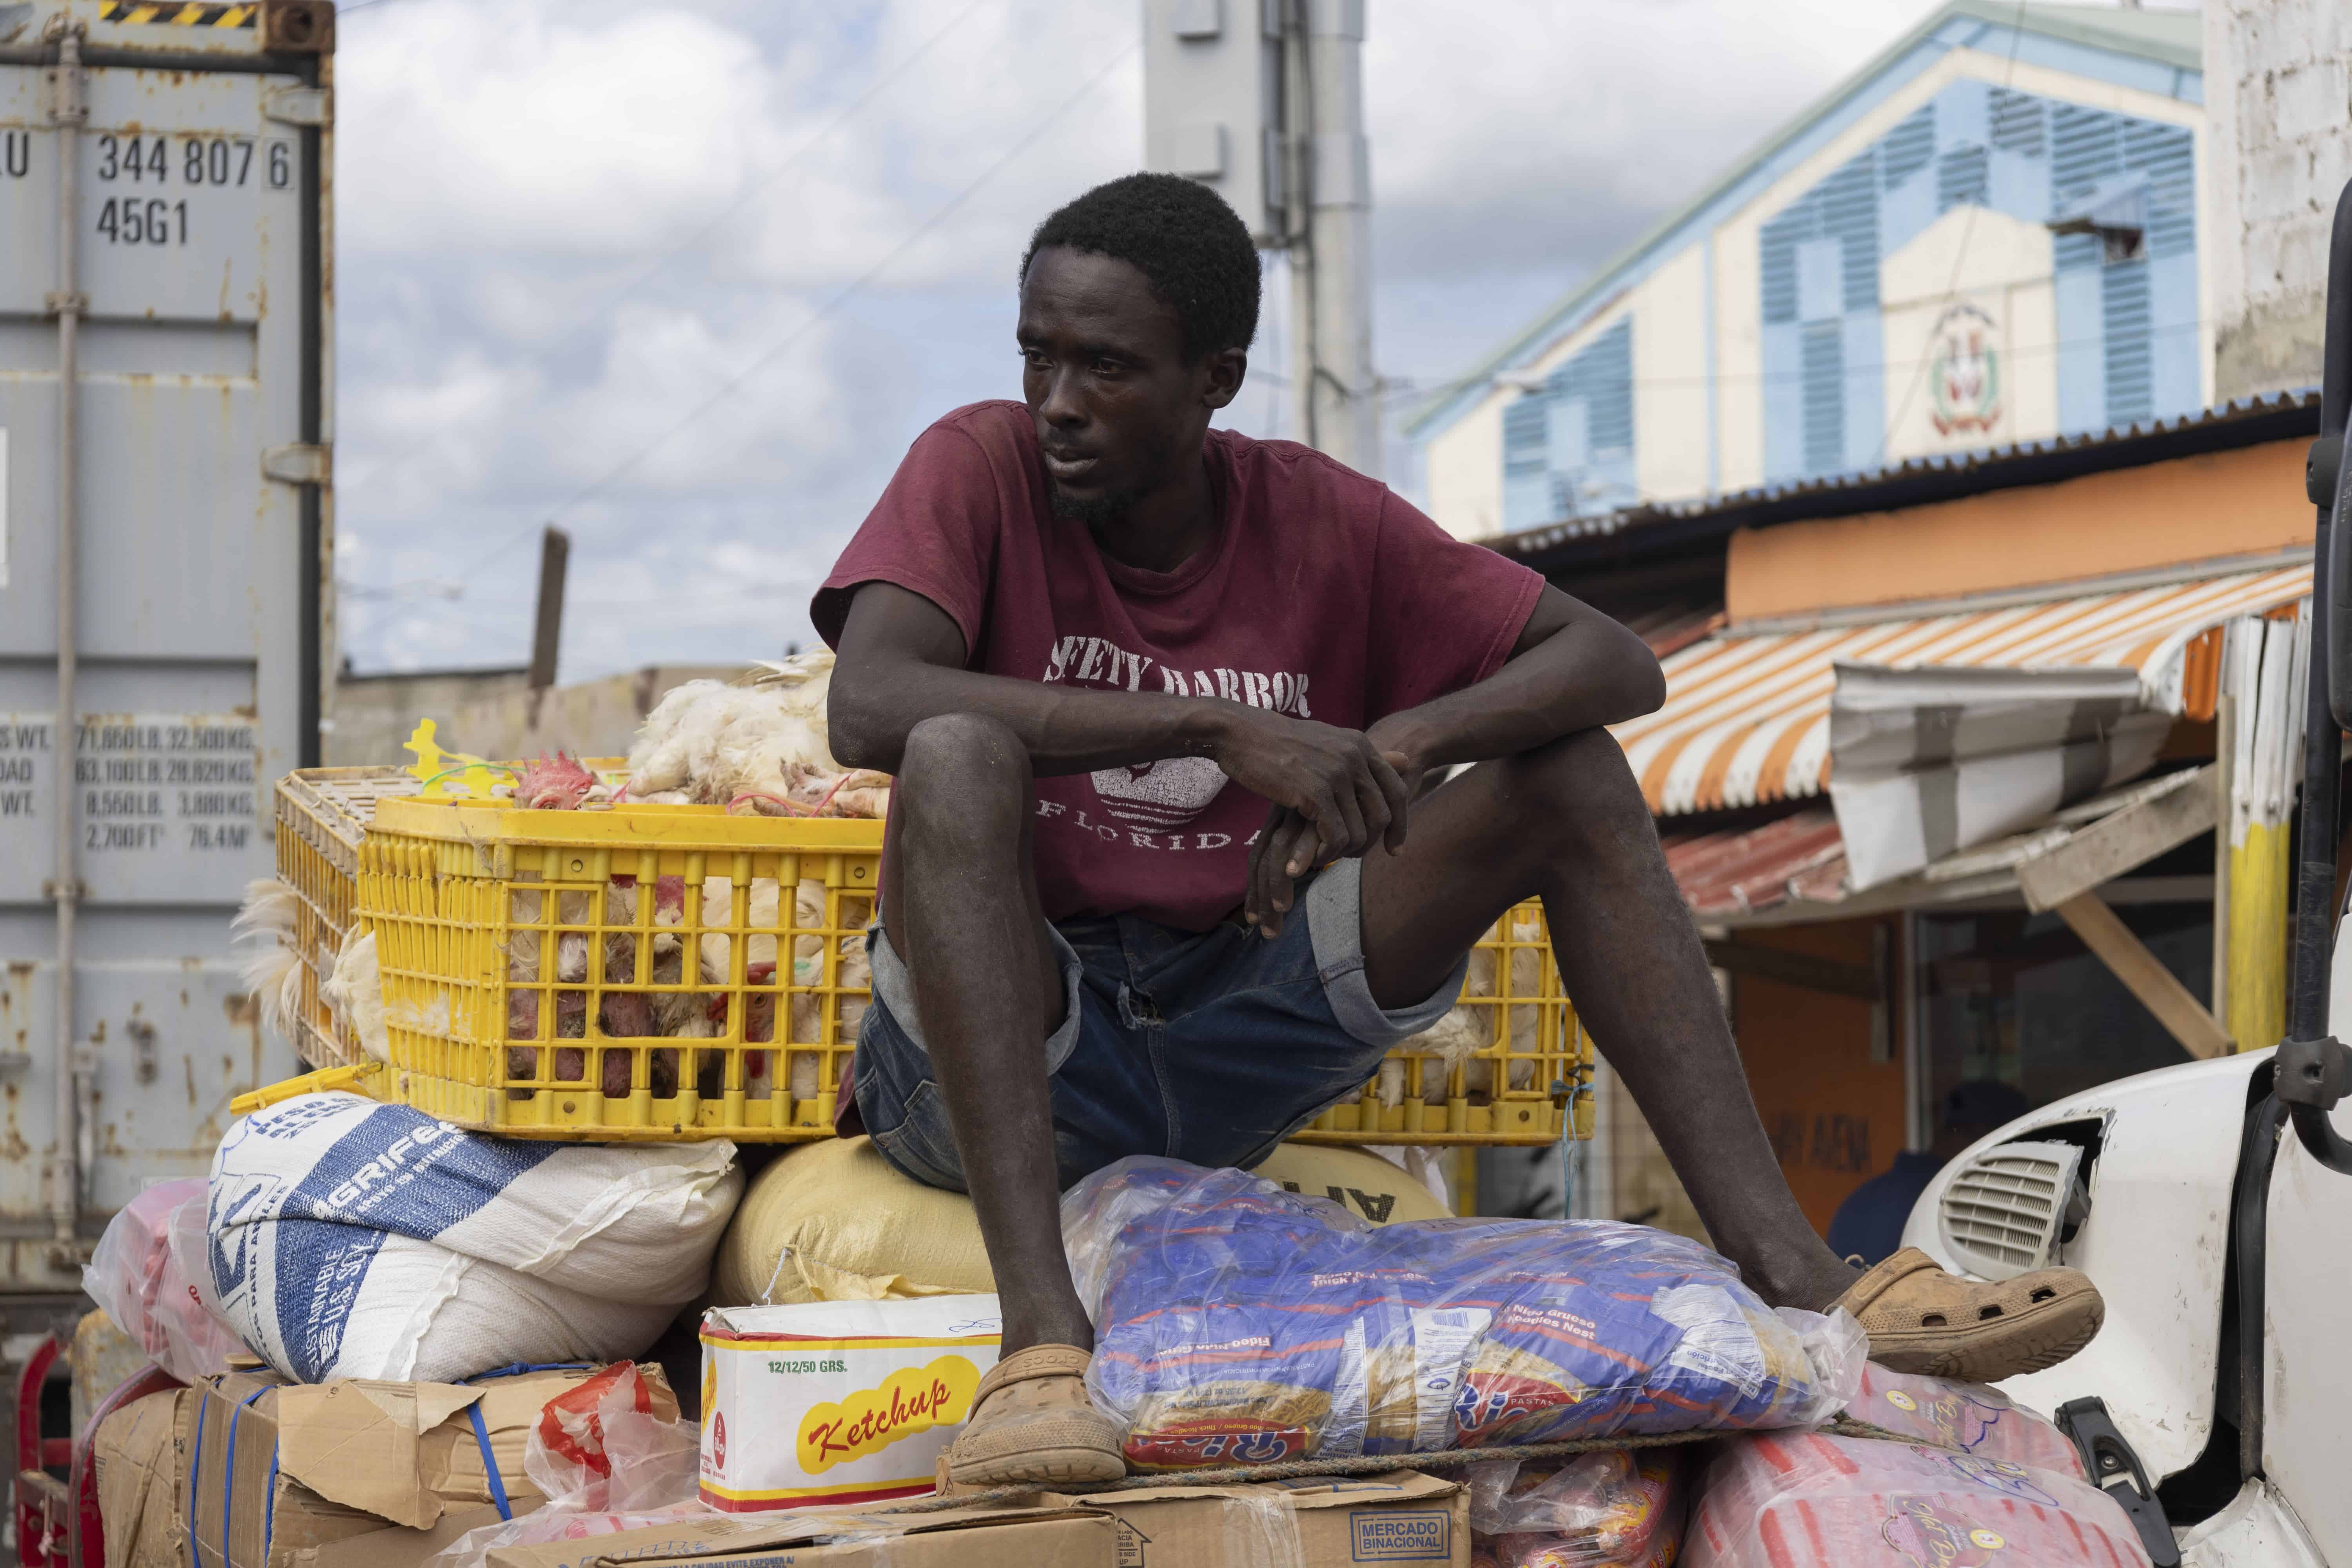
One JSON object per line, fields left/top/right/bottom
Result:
{"left": 699, "top": 1299, "right": 1001, "bottom": 1512}
{"left": 499, "top": 1472, "right": 1467, "bottom": 1568}
{"left": 296, "top": 1507, "right": 507, "bottom": 1568}
{"left": 93, "top": 1388, "right": 196, "bottom": 1568}
{"left": 481, "top": 1504, "right": 1114, "bottom": 1568}
{"left": 1052, "top": 1472, "right": 1467, "bottom": 1568}
{"left": 180, "top": 1364, "right": 666, "bottom": 1568}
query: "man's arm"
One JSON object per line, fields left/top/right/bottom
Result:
{"left": 1368, "top": 583, "right": 1665, "bottom": 776}
{"left": 828, "top": 580, "right": 1412, "bottom": 858}
{"left": 1246, "top": 584, "right": 1664, "bottom": 929}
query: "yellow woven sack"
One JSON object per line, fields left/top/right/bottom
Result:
{"left": 710, "top": 1138, "right": 1452, "bottom": 1307}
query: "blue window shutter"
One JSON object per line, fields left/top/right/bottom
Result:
{"left": 2103, "top": 258, "right": 2153, "bottom": 426}
{"left": 1760, "top": 210, "right": 1808, "bottom": 325}
{"left": 1823, "top": 156, "right": 1880, "bottom": 311}
{"left": 1581, "top": 321, "right": 1634, "bottom": 457}
{"left": 1501, "top": 394, "right": 1550, "bottom": 531}
{"left": 1936, "top": 144, "right": 1989, "bottom": 211}
{"left": 1801, "top": 322, "right": 1845, "bottom": 473}
{"left": 1989, "top": 89, "right": 2046, "bottom": 156}
{"left": 1882, "top": 107, "right": 1935, "bottom": 190}
{"left": 2050, "top": 104, "right": 2121, "bottom": 201}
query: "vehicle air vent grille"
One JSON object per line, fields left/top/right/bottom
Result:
{"left": 1939, "top": 1140, "right": 2085, "bottom": 1281}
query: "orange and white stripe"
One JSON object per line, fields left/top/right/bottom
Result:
{"left": 1616, "top": 563, "right": 2312, "bottom": 815}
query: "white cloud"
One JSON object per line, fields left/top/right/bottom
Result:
{"left": 333, "top": 0, "right": 2183, "bottom": 684}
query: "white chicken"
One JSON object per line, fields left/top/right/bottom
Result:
{"left": 232, "top": 877, "right": 305, "bottom": 1047}
{"left": 457, "top": 660, "right": 891, "bottom": 1103}
{"left": 321, "top": 925, "right": 389, "bottom": 1064}
{"left": 1377, "top": 910, "right": 1551, "bottom": 1109}
{"left": 624, "top": 659, "right": 890, "bottom": 817}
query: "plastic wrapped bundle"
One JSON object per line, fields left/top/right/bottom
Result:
{"left": 1469, "top": 1449, "right": 1686, "bottom": 1566}
{"left": 1064, "top": 1159, "right": 1864, "bottom": 1470}
{"left": 1683, "top": 1432, "right": 2154, "bottom": 1568}
{"left": 429, "top": 1362, "right": 702, "bottom": 1568}
{"left": 1844, "top": 1364, "right": 2088, "bottom": 1480}
{"left": 80, "top": 1178, "right": 247, "bottom": 1383}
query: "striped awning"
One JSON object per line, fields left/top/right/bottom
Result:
{"left": 1617, "top": 562, "right": 2312, "bottom": 816}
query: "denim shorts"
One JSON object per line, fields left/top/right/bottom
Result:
{"left": 851, "top": 857, "right": 1472, "bottom": 1192}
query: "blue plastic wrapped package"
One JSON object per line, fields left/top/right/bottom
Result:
{"left": 1062, "top": 1159, "right": 1865, "bottom": 1471}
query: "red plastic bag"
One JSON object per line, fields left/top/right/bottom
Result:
{"left": 80, "top": 1180, "right": 245, "bottom": 1383}
{"left": 430, "top": 1363, "right": 703, "bottom": 1568}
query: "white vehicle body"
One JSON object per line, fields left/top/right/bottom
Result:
{"left": 1902, "top": 1033, "right": 2352, "bottom": 1564}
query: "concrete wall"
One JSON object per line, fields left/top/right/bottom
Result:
{"left": 327, "top": 666, "right": 529, "bottom": 767}
{"left": 2207, "top": 0, "right": 2352, "bottom": 400}
{"left": 451, "top": 665, "right": 748, "bottom": 762}
{"left": 327, "top": 664, "right": 748, "bottom": 768}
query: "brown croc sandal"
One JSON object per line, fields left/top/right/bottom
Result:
{"left": 942, "top": 1344, "right": 1125, "bottom": 1487}
{"left": 1834, "top": 1247, "right": 2105, "bottom": 1381}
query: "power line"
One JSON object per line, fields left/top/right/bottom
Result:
{"left": 535, "top": 40, "right": 1137, "bottom": 528}
{"left": 350, "top": 0, "right": 999, "bottom": 586}
{"left": 345, "top": 37, "right": 1137, "bottom": 652}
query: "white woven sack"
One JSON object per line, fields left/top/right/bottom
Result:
{"left": 206, "top": 1093, "right": 742, "bottom": 1382}
{"left": 212, "top": 1222, "right": 679, "bottom": 1382}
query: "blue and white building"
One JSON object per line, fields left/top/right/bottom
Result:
{"left": 1406, "top": 2, "right": 2207, "bottom": 541}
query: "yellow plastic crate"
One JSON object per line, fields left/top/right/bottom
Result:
{"left": 1289, "top": 906, "right": 1595, "bottom": 1147}
{"left": 273, "top": 766, "right": 425, "bottom": 1070}
{"left": 355, "top": 795, "right": 877, "bottom": 1140}
{"left": 263, "top": 783, "right": 1592, "bottom": 1147}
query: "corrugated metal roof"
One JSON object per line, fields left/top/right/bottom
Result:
{"left": 1666, "top": 809, "right": 1849, "bottom": 917}
{"left": 1665, "top": 766, "right": 2212, "bottom": 921}
{"left": 1404, "top": 0, "right": 2202, "bottom": 444}
{"left": 1617, "top": 562, "right": 2310, "bottom": 816}
{"left": 1487, "top": 390, "right": 2320, "bottom": 568}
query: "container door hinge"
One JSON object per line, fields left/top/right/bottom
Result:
{"left": 262, "top": 84, "right": 331, "bottom": 128}
{"left": 263, "top": 443, "right": 331, "bottom": 486}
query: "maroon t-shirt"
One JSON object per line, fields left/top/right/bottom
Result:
{"left": 813, "top": 401, "right": 1543, "bottom": 932}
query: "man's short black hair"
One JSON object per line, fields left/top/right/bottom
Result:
{"left": 1020, "top": 172, "right": 1260, "bottom": 361}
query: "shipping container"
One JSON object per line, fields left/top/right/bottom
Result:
{"left": 0, "top": 0, "right": 333, "bottom": 1340}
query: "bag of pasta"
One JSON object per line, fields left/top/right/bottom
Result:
{"left": 1063, "top": 1159, "right": 1863, "bottom": 1472}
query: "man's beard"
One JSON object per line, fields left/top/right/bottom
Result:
{"left": 1049, "top": 480, "right": 1142, "bottom": 527}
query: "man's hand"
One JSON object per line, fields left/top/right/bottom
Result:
{"left": 1210, "top": 708, "right": 1412, "bottom": 936}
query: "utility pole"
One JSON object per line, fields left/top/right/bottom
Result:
{"left": 526, "top": 525, "right": 569, "bottom": 728}
{"left": 1143, "top": 0, "right": 1380, "bottom": 477}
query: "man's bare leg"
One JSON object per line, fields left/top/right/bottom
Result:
{"left": 1359, "top": 728, "right": 1857, "bottom": 1309}
{"left": 886, "top": 712, "right": 1095, "bottom": 1354}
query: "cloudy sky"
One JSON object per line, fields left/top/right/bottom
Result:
{"left": 334, "top": 0, "right": 2178, "bottom": 678}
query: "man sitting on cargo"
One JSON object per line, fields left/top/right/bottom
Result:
{"left": 814, "top": 172, "right": 2103, "bottom": 1488}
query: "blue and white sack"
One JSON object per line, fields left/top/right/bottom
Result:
{"left": 204, "top": 1092, "right": 742, "bottom": 1383}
